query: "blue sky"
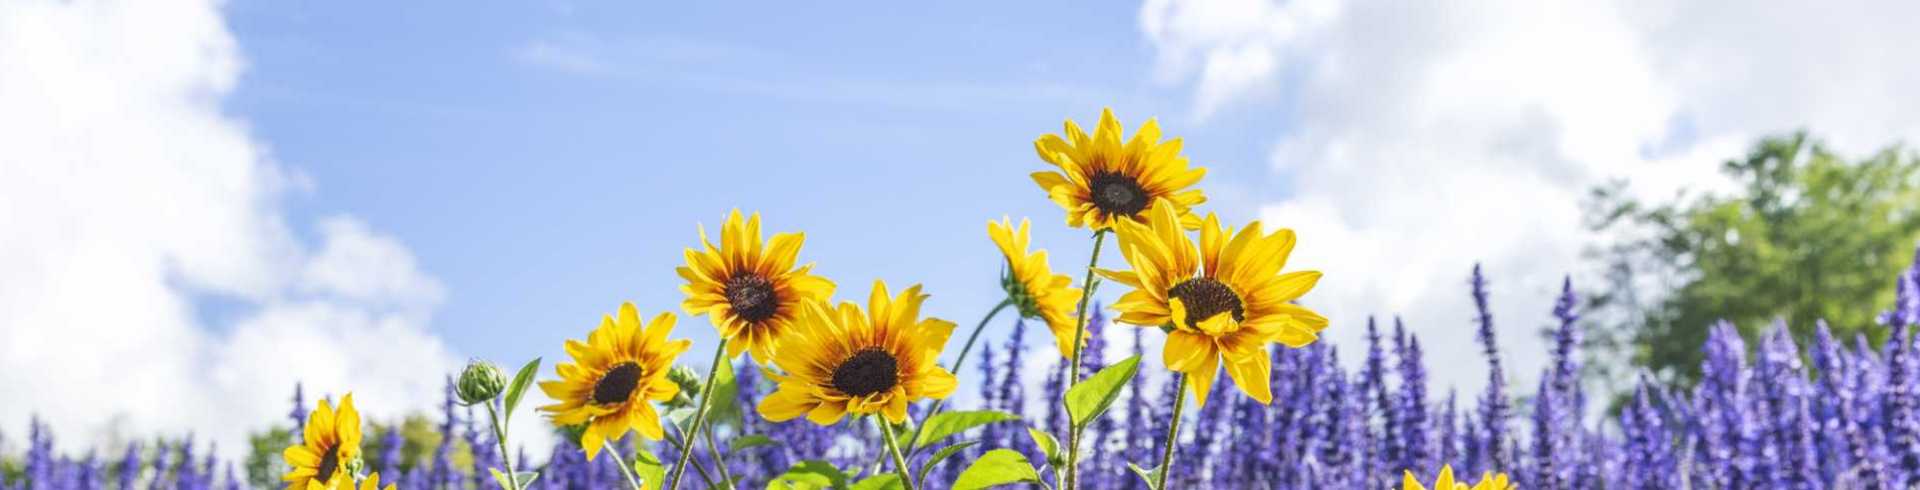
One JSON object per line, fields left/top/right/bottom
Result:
{"left": 221, "top": 1, "right": 1294, "bottom": 369}
{"left": 8, "top": 0, "right": 1916, "bottom": 453}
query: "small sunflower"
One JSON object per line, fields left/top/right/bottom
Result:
{"left": 679, "top": 210, "right": 836, "bottom": 365}
{"left": 1032, "top": 108, "right": 1207, "bottom": 231}
{"left": 988, "top": 217, "right": 1084, "bottom": 360}
{"left": 1096, "top": 199, "right": 1328, "bottom": 407}
{"left": 756, "top": 281, "right": 959, "bottom": 425}
{"left": 539, "top": 303, "right": 691, "bottom": 460}
{"left": 282, "top": 394, "right": 363, "bottom": 490}
{"left": 355, "top": 473, "right": 398, "bottom": 490}
{"left": 1403, "top": 465, "right": 1512, "bottom": 490}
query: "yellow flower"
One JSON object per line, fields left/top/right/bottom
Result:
{"left": 757, "top": 281, "right": 959, "bottom": 425}
{"left": 355, "top": 472, "right": 398, "bottom": 490}
{"left": 1403, "top": 465, "right": 1512, "bottom": 490}
{"left": 281, "top": 394, "right": 363, "bottom": 490}
{"left": 678, "top": 210, "right": 836, "bottom": 364}
{"left": 988, "top": 217, "right": 1084, "bottom": 360}
{"left": 1096, "top": 200, "right": 1328, "bottom": 407}
{"left": 1032, "top": 108, "right": 1207, "bottom": 231}
{"left": 538, "top": 303, "right": 692, "bottom": 460}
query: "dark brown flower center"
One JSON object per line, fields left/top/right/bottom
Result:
{"left": 1088, "top": 171, "right": 1151, "bottom": 217}
{"left": 831, "top": 349, "right": 900, "bottom": 397}
{"left": 592, "top": 362, "right": 643, "bottom": 405}
{"left": 725, "top": 273, "right": 779, "bottom": 323}
{"left": 315, "top": 444, "right": 340, "bottom": 482}
{"left": 1168, "top": 277, "right": 1244, "bottom": 329}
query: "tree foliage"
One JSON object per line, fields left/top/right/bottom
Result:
{"left": 1587, "top": 131, "right": 1920, "bottom": 386}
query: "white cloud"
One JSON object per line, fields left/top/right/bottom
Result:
{"left": 0, "top": 0, "right": 466, "bottom": 455}
{"left": 1139, "top": 0, "right": 1920, "bottom": 397}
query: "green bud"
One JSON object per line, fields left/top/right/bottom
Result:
{"left": 457, "top": 359, "right": 508, "bottom": 405}
{"left": 664, "top": 365, "right": 702, "bottom": 409}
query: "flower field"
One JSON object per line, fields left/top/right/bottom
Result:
{"left": 7, "top": 109, "right": 1920, "bottom": 490}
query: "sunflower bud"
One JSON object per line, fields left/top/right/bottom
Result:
{"left": 665, "top": 365, "right": 702, "bottom": 409}
{"left": 456, "top": 359, "right": 508, "bottom": 405}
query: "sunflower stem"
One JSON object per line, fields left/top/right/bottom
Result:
{"left": 483, "top": 400, "right": 522, "bottom": 490}
{"left": 601, "top": 439, "right": 645, "bottom": 490}
{"left": 665, "top": 423, "right": 717, "bottom": 488}
{"left": 1152, "top": 374, "right": 1189, "bottom": 490}
{"left": 896, "top": 298, "right": 1015, "bottom": 461}
{"left": 1062, "top": 229, "right": 1108, "bottom": 490}
{"left": 668, "top": 338, "right": 729, "bottom": 490}
{"left": 876, "top": 416, "right": 919, "bottom": 490}
{"left": 699, "top": 419, "right": 738, "bottom": 489}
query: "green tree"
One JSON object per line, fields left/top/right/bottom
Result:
{"left": 1587, "top": 132, "right": 1920, "bottom": 387}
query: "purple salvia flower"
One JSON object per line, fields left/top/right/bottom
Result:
{"left": 1122, "top": 328, "right": 1153, "bottom": 490}
{"left": 173, "top": 436, "right": 195, "bottom": 490}
{"left": 1530, "top": 377, "right": 1563, "bottom": 489}
{"left": 117, "top": 441, "right": 141, "bottom": 490}
{"left": 379, "top": 422, "right": 404, "bottom": 482}
{"left": 1812, "top": 321, "right": 1857, "bottom": 481}
{"left": 222, "top": 463, "right": 241, "bottom": 490}
{"left": 77, "top": 452, "right": 100, "bottom": 490}
{"left": 999, "top": 319, "right": 1030, "bottom": 435}
{"left": 1470, "top": 264, "right": 1512, "bottom": 476}
{"left": 26, "top": 417, "right": 52, "bottom": 490}
{"left": 431, "top": 377, "right": 458, "bottom": 489}
{"left": 1437, "top": 389, "right": 1459, "bottom": 470}
{"left": 1760, "top": 325, "right": 1820, "bottom": 488}
{"left": 1359, "top": 317, "right": 1393, "bottom": 487}
{"left": 467, "top": 404, "right": 499, "bottom": 490}
{"left": 1041, "top": 357, "right": 1067, "bottom": 483}
{"left": 1396, "top": 321, "right": 1431, "bottom": 476}
{"left": 1621, "top": 380, "right": 1677, "bottom": 490}
{"left": 147, "top": 441, "right": 169, "bottom": 490}
{"left": 1311, "top": 349, "right": 1357, "bottom": 488}
{"left": 1883, "top": 322, "right": 1920, "bottom": 486}
{"left": 290, "top": 383, "right": 307, "bottom": 444}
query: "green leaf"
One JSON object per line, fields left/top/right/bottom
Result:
{"left": 914, "top": 441, "right": 979, "bottom": 488}
{"left": 633, "top": 444, "right": 666, "bottom": 489}
{"left": 729, "top": 434, "right": 778, "bottom": 454}
{"left": 1125, "top": 462, "right": 1159, "bottom": 490}
{"left": 487, "top": 469, "right": 538, "bottom": 490}
{"left": 502, "top": 358, "right": 541, "bottom": 422}
{"left": 767, "top": 460, "right": 850, "bottom": 490}
{"left": 909, "top": 410, "right": 1021, "bottom": 450}
{"left": 951, "top": 449, "right": 1043, "bottom": 490}
{"left": 848, "top": 474, "right": 905, "bottom": 490}
{"left": 1025, "top": 427, "right": 1064, "bottom": 469}
{"left": 1065, "top": 355, "right": 1140, "bottom": 427}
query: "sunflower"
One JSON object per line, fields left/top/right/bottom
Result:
{"left": 1032, "top": 108, "right": 1207, "bottom": 231}
{"left": 1403, "top": 465, "right": 1512, "bottom": 490}
{"left": 538, "top": 303, "right": 691, "bottom": 460}
{"left": 282, "top": 394, "right": 363, "bottom": 490}
{"left": 355, "top": 473, "right": 398, "bottom": 490}
{"left": 988, "top": 217, "right": 1085, "bottom": 359}
{"left": 756, "top": 281, "right": 959, "bottom": 425}
{"left": 679, "top": 210, "right": 836, "bottom": 365}
{"left": 1096, "top": 199, "right": 1328, "bottom": 407}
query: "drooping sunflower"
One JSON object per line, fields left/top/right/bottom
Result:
{"left": 679, "top": 210, "right": 836, "bottom": 365}
{"left": 756, "top": 281, "right": 959, "bottom": 425}
{"left": 1403, "top": 465, "right": 1512, "bottom": 490}
{"left": 1032, "top": 108, "right": 1207, "bottom": 231}
{"left": 1096, "top": 199, "right": 1328, "bottom": 407}
{"left": 539, "top": 303, "right": 691, "bottom": 460}
{"left": 988, "top": 217, "right": 1084, "bottom": 360}
{"left": 282, "top": 394, "right": 363, "bottom": 490}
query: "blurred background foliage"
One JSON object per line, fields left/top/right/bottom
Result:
{"left": 1585, "top": 132, "right": 1920, "bottom": 391}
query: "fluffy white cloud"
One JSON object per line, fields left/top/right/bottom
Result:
{"left": 0, "top": 0, "right": 463, "bottom": 454}
{"left": 1139, "top": 0, "right": 1920, "bottom": 396}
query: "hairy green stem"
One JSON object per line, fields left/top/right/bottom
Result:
{"left": 1152, "top": 375, "right": 1189, "bottom": 490}
{"left": 1062, "top": 230, "right": 1108, "bottom": 490}
{"left": 668, "top": 339, "right": 729, "bottom": 490}
{"left": 483, "top": 401, "right": 522, "bottom": 490}
{"left": 602, "top": 440, "right": 644, "bottom": 490}
{"left": 876, "top": 417, "right": 919, "bottom": 490}
{"left": 700, "top": 420, "right": 738, "bottom": 489}
{"left": 665, "top": 424, "right": 717, "bottom": 488}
